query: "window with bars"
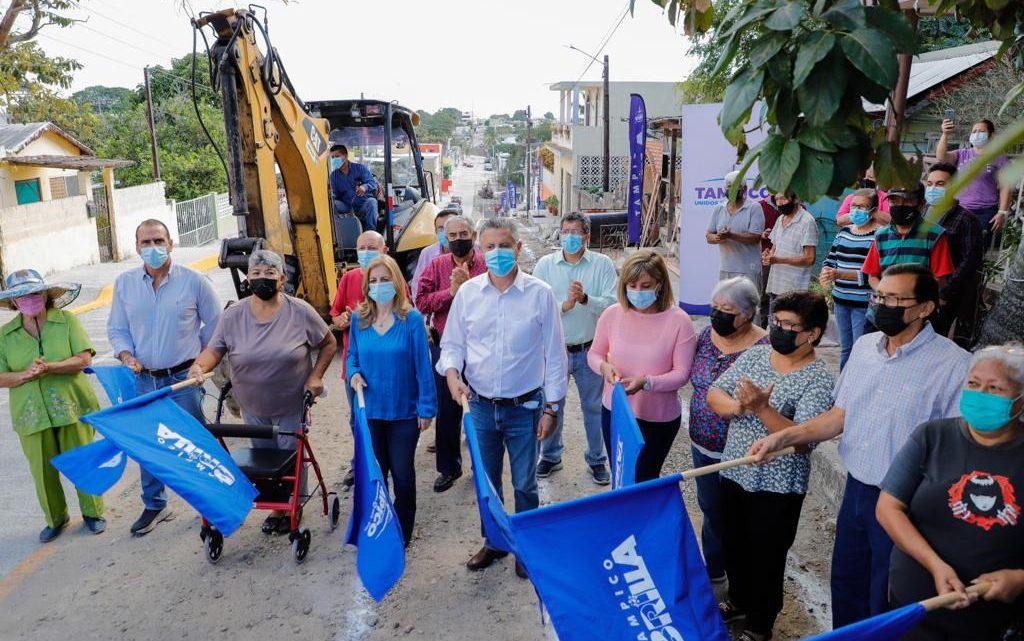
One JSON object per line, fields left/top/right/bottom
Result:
{"left": 48, "top": 175, "right": 81, "bottom": 200}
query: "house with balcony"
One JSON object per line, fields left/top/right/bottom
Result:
{"left": 543, "top": 80, "right": 681, "bottom": 213}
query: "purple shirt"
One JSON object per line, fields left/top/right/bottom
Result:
{"left": 954, "top": 147, "right": 1008, "bottom": 210}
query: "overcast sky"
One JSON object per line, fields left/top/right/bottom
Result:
{"left": 32, "top": 0, "right": 698, "bottom": 117}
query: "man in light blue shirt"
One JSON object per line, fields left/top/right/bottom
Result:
{"left": 108, "top": 219, "right": 221, "bottom": 536}
{"left": 532, "top": 212, "right": 618, "bottom": 485}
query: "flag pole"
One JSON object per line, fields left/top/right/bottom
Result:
{"left": 169, "top": 372, "right": 212, "bottom": 391}
{"left": 355, "top": 386, "right": 366, "bottom": 409}
{"left": 919, "top": 581, "right": 990, "bottom": 612}
{"left": 459, "top": 394, "right": 471, "bottom": 414}
{"left": 683, "top": 447, "right": 797, "bottom": 479}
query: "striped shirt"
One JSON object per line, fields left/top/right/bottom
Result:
{"left": 861, "top": 220, "right": 954, "bottom": 280}
{"left": 823, "top": 226, "right": 877, "bottom": 307}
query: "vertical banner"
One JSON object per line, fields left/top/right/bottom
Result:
{"left": 508, "top": 180, "right": 517, "bottom": 211}
{"left": 536, "top": 153, "right": 543, "bottom": 210}
{"left": 627, "top": 93, "right": 646, "bottom": 245}
{"left": 501, "top": 192, "right": 508, "bottom": 216}
{"left": 678, "top": 103, "right": 768, "bottom": 315}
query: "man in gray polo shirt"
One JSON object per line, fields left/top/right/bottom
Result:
{"left": 706, "top": 171, "right": 765, "bottom": 289}
{"left": 763, "top": 192, "right": 817, "bottom": 307}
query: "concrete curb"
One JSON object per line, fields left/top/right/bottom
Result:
{"left": 68, "top": 253, "right": 220, "bottom": 317}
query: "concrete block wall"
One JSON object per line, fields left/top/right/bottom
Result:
{"left": 112, "top": 182, "right": 179, "bottom": 258}
{"left": 0, "top": 195, "right": 99, "bottom": 275}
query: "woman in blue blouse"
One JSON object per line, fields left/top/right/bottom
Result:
{"left": 347, "top": 255, "right": 437, "bottom": 546}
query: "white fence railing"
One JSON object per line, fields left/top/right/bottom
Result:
{"left": 175, "top": 193, "right": 220, "bottom": 247}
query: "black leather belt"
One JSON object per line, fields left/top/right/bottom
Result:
{"left": 472, "top": 387, "right": 541, "bottom": 407}
{"left": 140, "top": 359, "right": 194, "bottom": 378}
{"left": 566, "top": 340, "right": 593, "bottom": 354}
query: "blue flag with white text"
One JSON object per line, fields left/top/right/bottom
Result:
{"left": 51, "top": 438, "right": 126, "bottom": 495}
{"left": 79, "top": 387, "right": 257, "bottom": 536}
{"left": 463, "top": 412, "right": 517, "bottom": 554}
{"left": 85, "top": 365, "right": 138, "bottom": 405}
{"left": 509, "top": 475, "right": 728, "bottom": 641}
{"left": 344, "top": 402, "right": 406, "bottom": 601}
{"left": 611, "top": 384, "right": 645, "bottom": 488}
{"left": 801, "top": 603, "right": 925, "bottom": 640}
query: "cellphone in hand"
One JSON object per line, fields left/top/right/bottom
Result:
{"left": 944, "top": 108, "right": 955, "bottom": 124}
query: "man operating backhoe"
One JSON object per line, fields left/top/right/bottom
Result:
{"left": 329, "top": 142, "right": 379, "bottom": 231}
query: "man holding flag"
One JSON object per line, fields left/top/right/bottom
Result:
{"left": 439, "top": 217, "right": 567, "bottom": 578}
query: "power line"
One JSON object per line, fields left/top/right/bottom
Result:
{"left": 572, "top": 1, "right": 630, "bottom": 87}
{"left": 85, "top": 0, "right": 183, "bottom": 51}
{"left": 37, "top": 31, "right": 141, "bottom": 71}
{"left": 76, "top": 23, "right": 175, "bottom": 61}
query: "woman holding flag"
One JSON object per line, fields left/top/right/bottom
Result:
{"left": 0, "top": 269, "right": 105, "bottom": 541}
{"left": 347, "top": 254, "right": 436, "bottom": 546}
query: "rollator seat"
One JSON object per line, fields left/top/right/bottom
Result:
{"left": 230, "top": 448, "right": 297, "bottom": 479}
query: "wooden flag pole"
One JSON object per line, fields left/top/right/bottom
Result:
{"left": 355, "top": 385, "right": 366, "bottom": 409}
{"left": 919, "top": 581, "right": 991, "bottom": 612}
{"left": 459, "top": 394, "right": 471, "bottom": 415}
{"left": 683, "top": 447, "right": 797, "bottom": 479}
{"left": 169, "top": 372, "right": 212, "bottom": 391}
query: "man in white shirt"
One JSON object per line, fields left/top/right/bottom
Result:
{"left": 763, "top": 192, "right": 817, "bottom": 309}
{"left": 439, "top": 217, "right": 567, "bottom": 578}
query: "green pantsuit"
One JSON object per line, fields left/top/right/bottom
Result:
{"left": 18, "top": 421, "right": 103, "bottom": 527}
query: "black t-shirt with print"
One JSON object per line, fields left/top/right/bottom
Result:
{"left": 882, "top": 418, "right": 1024, "bottom": 637}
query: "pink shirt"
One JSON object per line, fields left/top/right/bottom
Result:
{"left": 837, "top": 190, "right": 888, "bottom": 217}
{"left": 587, "top": 303, "right": 697, "bottom": 422}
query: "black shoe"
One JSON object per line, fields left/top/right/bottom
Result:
{"left": 718, "top": 599, "right": 746, "bottom": 624}
{"left": 433, "top": 470, "right": 462, "bottom": 493}
{"left": 343, "top": 468, "right": 355, "bottom": 488}
{"left": 261, "top": 515, "right": 282, "bottom": 535}
{"left": 537, "top": 459, "right": 562, "bottom": 478}
{"left": 39, "top": 517, "right": 70, "bottom": 543}
{"left": 83, "top": 516, "right": 107, "bottom": 535}
{"left": 466, "top": 546, "right": 508, "bottom": 570}
{"left": 130, "top": 507, "right": 174, "bottom": 536}
{"left": 589, "top": 463, "right": 611, "bottom": 485}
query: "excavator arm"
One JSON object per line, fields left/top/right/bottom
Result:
{"left": 196, "top": 8, "right": 337, "bottom": 315}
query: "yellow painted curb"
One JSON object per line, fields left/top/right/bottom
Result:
{"left": 67, "top": 253, "right": 219, "bottom": 316}
{"left": 0, "top": 544, "right": 57, "bottom": 602}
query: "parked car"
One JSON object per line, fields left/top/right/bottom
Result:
{"left": 483, "top": 160, "right": 493, "bottom": 171}
{"left": 462, "top": 160, "right": 474, "bottom": 167}
{"left": 441, "top": 202, "right": 463, "bottom": 215}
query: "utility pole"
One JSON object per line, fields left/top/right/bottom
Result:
{"left": 525, "top": 105, "right": 532, "bottom": 216}
{"left": 602, "top": 54, "right": 610, "bottom": 193}
{"left": 143, "top": 66, "right": 161, "bottom": 181}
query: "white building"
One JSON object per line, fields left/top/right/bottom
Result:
{"left": 543, "top": 81, "right": 681, "bottom": 212}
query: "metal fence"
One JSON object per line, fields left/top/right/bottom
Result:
{"left": 92, "top": 184, "right": 114, "bottom": 262}
{"left": 175, "top": 193, "right": 219, "bottom": 246}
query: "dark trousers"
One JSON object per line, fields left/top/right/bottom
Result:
{"left": 758, "top": 264, "right": 772, "bottom": 327}
{"left": 601, "top": 407, "right": 681, "bottom": 483}
{"left": 430, "top": 342, "right": 464, "bottom": 476}
{"left": 721, "top": 478, "right": 805, "bottom": 636}
{"left": 367, "top": 418, "right": 419, "bottom": 545}
{"left": 831, "top": 474, "right": 894, "bottom": 628}
{"left": 691, "top": 446, "right": 725, "bottom": 579}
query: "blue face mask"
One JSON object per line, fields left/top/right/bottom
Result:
{"left": 960, "top": 389, "right": 1022, "bottom": 432}
{"left": 357, "top": 250, "right": 379, "bottom": 270}
{"left": 850, "top": 208, "right": 871, "bottom": 226}
{"left": 330, "top": 157, "right": 343, "bottom": 172}
{"left": 560, "top": 233, "right": 584, "bottom": 255}
{"left": 924, "top": 186, "right": 946, "bottom": 206}
{"left": 368, "top": 281, "right": 397, "bottom": 305}
{"left": 626, "top": 287, "right": 658, "bottom": 310}
{"left": 141, "top": 246, "right": 169, "bottom": 269}
{"left": 485, "top": 247, "right": 517, "bottom": 277}
{"left": 437, "top": 230, "right": 449, "bottom": 249}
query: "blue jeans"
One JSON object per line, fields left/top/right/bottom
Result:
{"left": 691, "top": 446, "right": 725, "bottom": 579}
{"left": 368, "top": 418, "right": 419, "bottom": 544}
{"left": 136, "top": 369, "right": 205, "bottom": 510}
{"left": 831, "top": 474, "right": 894, "bottom": 628}
{"left": 834, "top": 303, "right": 868, "bottom": 370}
{"left": 336, "top": 197, "right": 378, "bottom": 231}
{"left": 468, "top": 390, "right": 542, "bottom": 549}
{"left": 540, "top": 350, "right": 606, "bottom": 466}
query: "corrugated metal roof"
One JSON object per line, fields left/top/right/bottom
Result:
{"left": 863, "top": 41, "right": 999, "bottom": 113}
{"left": 0, "top": 122, "right": 93, "bottom": 156}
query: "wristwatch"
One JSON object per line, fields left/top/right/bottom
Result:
{"left": 580, "top": 293, "right": 589, "bottom": 305}
{"left": 545, "top": 402, "right": 560, "bottom": 413}
{"left": 642, "top": 377, "right": 652, "bottom": 392}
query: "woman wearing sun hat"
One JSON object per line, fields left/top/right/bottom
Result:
{"left": 0, "top": 269, "right": 105, "bottom": 542}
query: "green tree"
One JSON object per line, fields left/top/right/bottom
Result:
{"left": 72, "top": 85, "right": 136, "bottom": 114}
{"left": 9, "top": 88, "right": 100, "bottom": 144}
{"left": 0, "top": 1, "right": 81, "bottom": 111}
{"left": 543, "top": 111, "right": 555, "bottom": 121}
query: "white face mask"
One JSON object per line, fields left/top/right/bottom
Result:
{"left": 969, "top": 131, "right": 989, "bottom": 148}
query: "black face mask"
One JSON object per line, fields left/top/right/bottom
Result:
{"left": 889, "top": 204, "right": 919, "bottom": 226}
{"left": 710, "top": 309, "right": 741, "bottom": 337}
{"left": 249, "top": 278, "right": 279, "bottom": 301}
{"left": 777, "top": 202, "right": 797, "bottom": 216}
{"left": 449, "top": 238, "right": 474, "bottom": 259}
{"left": 769, "top": 324, "right": 802, "bottom": 355}
{"left": 868, "top": 302, "right": 915, "bottom": 337}
{"left": 858, "top": 178, "right": 876, "bottom": 189}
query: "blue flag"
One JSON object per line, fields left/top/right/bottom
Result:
{"left": 344, "top": 402, "right": 405, "bottom": 601}
{"left": 51, "top": 438, "right": 126, "bottom": 495}
{"left": 85, "top": 365, "right": 138, "bottom": 405}
{"left": 801, "top": 604, "right": 925, "bottom": 640}
{"left": 509, "top": 475, "right": 728, "bottom": 641}
{"left": 463, "top": 412, "right": 517, "bottom": 554}
{"left": 610, "top": 383, "right": 645, "bottom": 488}
{"left": 79, "top": 388, "right": 257, "bottom": 536}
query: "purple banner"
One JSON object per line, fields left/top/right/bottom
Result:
{"left": 536, "top": 153, "right": 543, "bottom": 210}
{"left": 627, "top": 93, "right": 646, "bottom": 245}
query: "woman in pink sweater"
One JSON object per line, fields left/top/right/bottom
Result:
{"left": 588, "top": 251, "right": 697, "bottom": 481}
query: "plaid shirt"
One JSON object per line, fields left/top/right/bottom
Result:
{"left": 935, "top": 203, "right": 985, "bottom": 301}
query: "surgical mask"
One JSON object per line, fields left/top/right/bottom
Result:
{"left": 437, "top": 230, "right": 449, "bottom": 249}
{"left": 777, "top": 202, "right": 796, "bottom": 216}
{"left": 960, "top": 389, "right": 1023, "bottom": 432}
{"left": 769, "top": 324, "right": 802, "bottom": 355}
{"left": 140, "top": 246, "right": 169, "bottom": 269}
{"left": 357, "top": 250, "right": 379, "bottom": 270}
{"left": 368, "top": 281, "right": 397, "bottom": 305}
{"left": 867, "top": 301, "right": 913, "bottom": 336}
{"left": 924, "top": 186, "right": 946, "bottom": 206}
{"left": 969, "top": 132, "right": 988, "bottom": 148}
{"left": 850, "top": 208, "right": 871, "bottom": 226}
{"left": 449, "top": 238, "right": 474, "bottom": 259}
{"left": 248, "top": 278, "right": 278, "bottom": 301}
{"left": 485, "top": 247, "right": 517, "bottom": 277}
{"left": 15, "top": 294, "right": 46, "bottom": 316}
{"left": 330, "top": 157, "right": 342, "bottom": 172}
{"left": 889, "top": 204, "right": 919, "bottom": 226}
{"left": 560, "top": 233, "right": 584, "bottom": 255}
{"left": 710, "top": 309, "right": 740, "bottom": 337}
{"left": 626, "top": 287, "right": 658, "bottom": 310}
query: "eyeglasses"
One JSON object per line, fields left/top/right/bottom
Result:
{"left": 770, "top": 317, "right": 804, "bottom": 332}
{"left": 869, "top": 292, "right": 919, "bottom": 308}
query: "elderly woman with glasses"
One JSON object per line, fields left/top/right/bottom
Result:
{"left": 706, "top": 290, "right": 835, "bottom": 641}
{"left": 877, "top": 343, "right": 1024, "bottom": 641}
{"left": 688, "top": 276, "right": 768, "bottom": 586}
{"left": 0, "top": 269, "right": 105, "bottom": 541}
{"left": 191, "top": 250, "right": 337, "bottom": 534}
